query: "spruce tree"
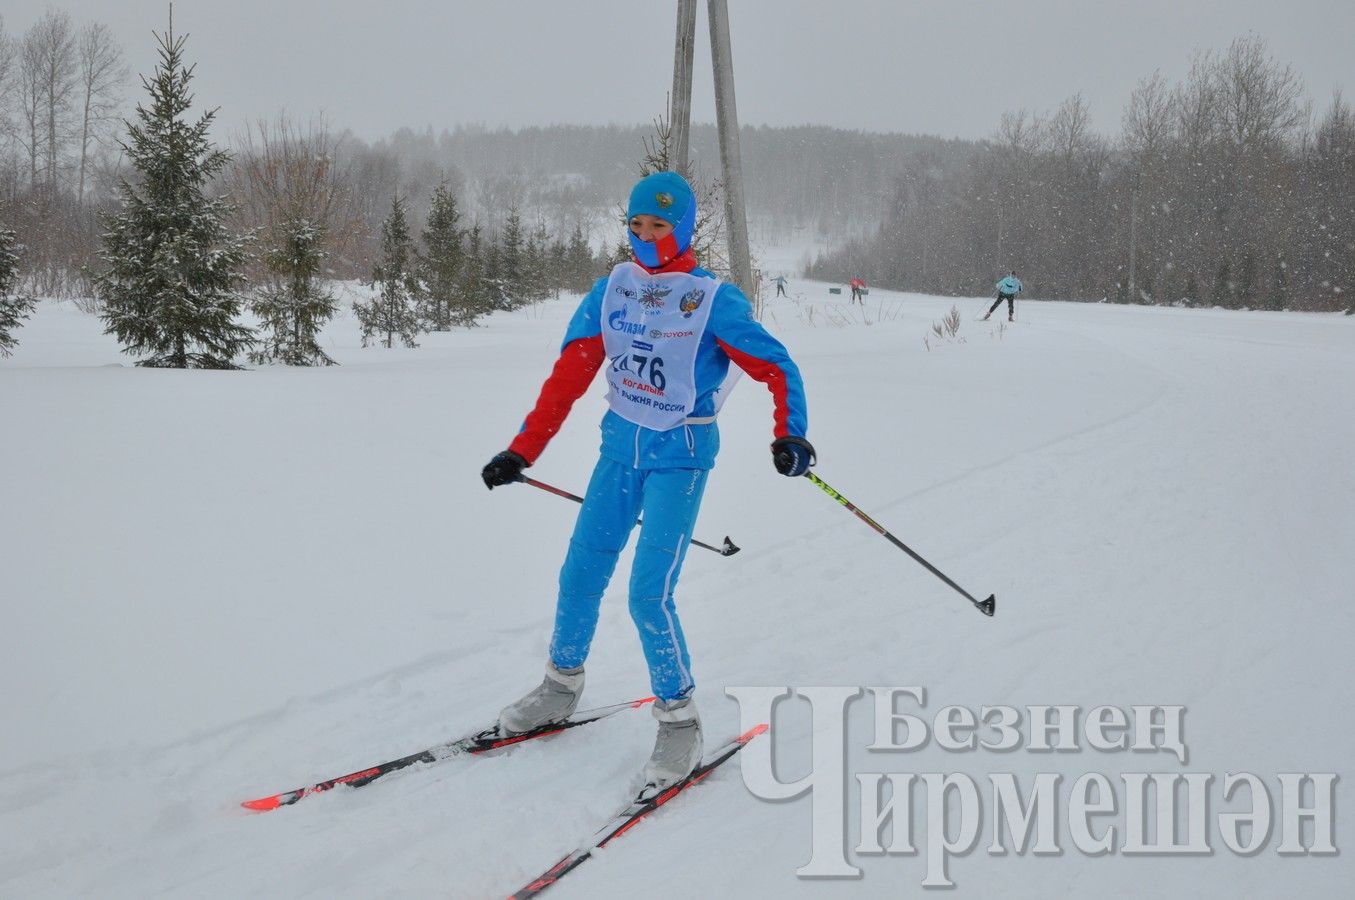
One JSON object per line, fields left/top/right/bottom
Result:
{"left": 419, "top": 182, "right": 474, "bottom": 328}
{"left": 603, "top": 237, "right": 633, "bottom": 271}
{"left": 249, "top": 218, "right": 337, "bottom": 366}
{"left": 565, "top": 223, "right": 599, "bottom": 293}
{"left": 355, "top": 196, "right": 421, "bottom": 348}
{"left": 96, "top": 26, "right": 253, "bottom": 369}
{"left": 460, "top": 224, "right": 488, "bottom": 317}
{"left": 548, "top": 236, "right": 569, "bottom": 299}
{"left": 523, "top": 219, "right": 551, "bottom": 305}
{"left": 0, "top": 226, "right": 37, "bottom": 359}
{"left": 498, "top": 208, "right": 526, "bottom": 310}
{"left": 481, "top": 238, "right": 508, "bottom": 312}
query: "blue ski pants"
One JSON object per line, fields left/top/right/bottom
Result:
{"left": 548, "top": 456, "right": 709, "bottom": 702}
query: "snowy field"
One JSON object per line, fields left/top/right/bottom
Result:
{"left": 1, "top": 280, "right": 1352, "bottom": 897}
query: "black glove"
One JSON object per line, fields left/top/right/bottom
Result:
{"left": 771, "top": 436, "right": 816, "bottom": 477}
{"left": 481, "top": 450, "right": 528, "bottom": 489}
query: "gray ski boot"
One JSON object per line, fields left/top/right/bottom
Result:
{"left": 497, "top": 662, "right": 584, "bottom": 735}
{"left": 639, "top": 697, "right": 703, "bottom": 798}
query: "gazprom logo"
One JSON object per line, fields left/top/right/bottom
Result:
{"left": 608, "top": 306, "right": 646, "bottom": 335}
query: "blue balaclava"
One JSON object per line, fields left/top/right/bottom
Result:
{"left": 627, "top": 171, "right": 696, "bottom": 268}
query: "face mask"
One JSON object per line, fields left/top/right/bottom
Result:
{"left": 628, "top": 200, "right": 696, "bottom": 267}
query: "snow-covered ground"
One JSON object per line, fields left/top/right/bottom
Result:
{"left": 1, "top": 280, "right": 1351, "bottom": 897}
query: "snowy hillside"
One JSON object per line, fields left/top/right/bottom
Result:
{"left": 1, "top": 281, "right": 1351, "bottom": 897}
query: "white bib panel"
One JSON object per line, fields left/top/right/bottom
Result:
{"left": 600, "top": 263, "right": 720, "bottom": 431}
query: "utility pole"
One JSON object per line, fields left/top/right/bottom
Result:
{"left": 707, "top": 0, "right": 754, "bottom": 300}
{"left": 670, "top": 0, "right": 696, "bottom": 175}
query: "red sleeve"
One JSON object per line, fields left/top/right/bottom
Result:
{"left": 508, "top": 335, "right": 606, "bottom": 465}
{"left": 716, "top": 337, "right": 794, "bottom": 438}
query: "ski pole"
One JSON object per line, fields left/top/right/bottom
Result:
{"left": 803, "top": 471, "right": 995, "bottom": 617}
{"left": 517, "top": 475, "right": 740, "bottom": 557}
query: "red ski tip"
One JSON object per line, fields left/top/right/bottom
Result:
{"left": 241, "top": 796, "right": 282, "bottom": 812}
{"left": 629, "top": 696, "right": 658, "bottom": 708}
{"left": 737, "top": 723, "right": 770, "bottom": 744}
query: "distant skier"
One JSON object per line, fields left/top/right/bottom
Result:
{"left": 983, "top": 271, "right": 1023, "bottom": 322}
{"left": 480, "top": 171, "right": 814, "bottom": 797}
{"left": 849, "top": 276, "right": 866, "bottom": 304}
{"left": 772, "top": 274, "right": 789, "bottom": 298}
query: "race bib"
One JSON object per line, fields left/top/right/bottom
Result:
{"left": 599, "top": 262, "right": 720, "bottom": 431}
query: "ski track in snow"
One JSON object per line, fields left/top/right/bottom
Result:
{"left": 1, "top": 280, "right": 1352, "bottom": 897}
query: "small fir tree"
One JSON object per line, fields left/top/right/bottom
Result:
{"left": 355, "top": 195, "right": 421, "bottom": 348}
{"left": 96, "top": 25, "right": 253, "bottom": 369}
{"left": 565, "top": 223, "right": 597, "bottom": 293}
{"left": 459, "top": 223, "right": 488, "bottom": 316}
{"left": 481, "top": 238, "right": 508, "bottom": 312}
{"left": 498, "top": 208, "right": 526, "bottom": 309}
{"left": 523, "top": 219, "right": 551, "bottom": 305}
{"left": 418, "top": 182, "right": 474, "bottom": 328}
{"left": 0, "top": 226, "right": 37, "bottom": 358}
{"left": 603, "top": 237, "right": 633, "bottom": 271}
{"left": 249, "top": 218, "right": 337, "bottom": 366}
{"left": 548, "top": 236, "right": 569, "bottom": 299}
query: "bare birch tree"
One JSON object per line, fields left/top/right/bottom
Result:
{"left": 17, "top": 28, "right": 43, "bottom": 186}
{"left": 75, "top": 22, "right": 125, "bottom": 203}
{"left": 0, "top": 15, "right": 17, "bottom": 160}
{"left": 25, "top": 10, "right": 77, "bottom": 190}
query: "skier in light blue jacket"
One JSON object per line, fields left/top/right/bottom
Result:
{"left": 983, "top": 271, "right": 1023, "bottom": 321}
{"left": 481, "top": 171, "right": 813, "bottom": 795}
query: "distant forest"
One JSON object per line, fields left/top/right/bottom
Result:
{"left": 809, "top": 36, "right": 1354, "bottom": 312}
{"left": 2, "top": 11, "right": 1350, "bottom": 312}
{"left": 374, "top": 122, "right": 972, "bottom": 242}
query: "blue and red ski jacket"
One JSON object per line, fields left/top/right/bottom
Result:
{"left": 508, "top": 253, "right": 808, "bottom": 471}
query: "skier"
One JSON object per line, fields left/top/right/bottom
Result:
{"left": 983, "top": 271, "right": 1023, "bottom": 321}
{"left": 772, "top": 274, "right": 789, "bottom": 298}
{"left": 849, "top": 276, "right": 866, "bottom": 304}
{"left": 480, "top": 171, "right": 814, "bottom": 796}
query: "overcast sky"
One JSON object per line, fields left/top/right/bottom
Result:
{"left": 4, "top": 1, "right": 1352, "bottom": 141}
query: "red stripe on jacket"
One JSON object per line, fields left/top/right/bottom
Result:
{"left": 508, "top": 334, "right": 605, "bottom": 465}
{"left": 716, "top": 337, "right": 793, "bottom": 438}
